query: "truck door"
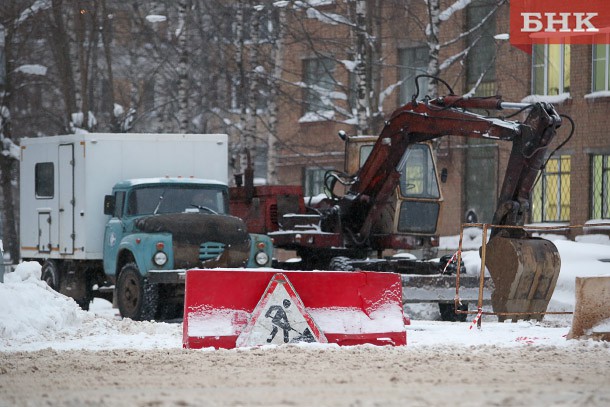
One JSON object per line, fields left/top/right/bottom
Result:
{"left": 103, "top": 190, "right": 126, "bottom": 276}
{"left": 395, "top": 143, "right": 442, "bottom": 234}
{"left": 38, "top": 211, "right": 52, "bottom": 252}
{"left": 58, "top": 144, "right": 75, "bottom": 255}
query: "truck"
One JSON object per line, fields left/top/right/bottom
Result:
{"left": 19, "top": 133, "right": 273, "bottom": 320}
{"left": 230, "top": 90, "right": 565, "bottom": 321}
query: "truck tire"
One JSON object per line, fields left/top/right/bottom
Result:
{"left": 328, "top": 256, "right": 355, "bottom": 271}
{"left": 116, "top": 263, "right": 159, "bottom": 321}
{"left": 41, "top": 260, "right": 60, "bottom": 291}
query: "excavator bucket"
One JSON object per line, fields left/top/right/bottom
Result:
{"left": 183, "top": 269, "right": 407, "bottom": 349}
{"left": 568, "top": 276, "right": 610, "bottom": 341}
{"left": 484, "top": 237, "right": 561, "bottom": 322}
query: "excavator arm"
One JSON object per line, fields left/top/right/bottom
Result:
{"left": 338, "top": 95, "right": 562, "bottom": 244}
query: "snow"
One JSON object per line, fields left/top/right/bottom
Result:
{"left": 113, "top": 103, "right": 124, "bottom": 117}
{"left": 146, "top": 15, "right": 167, "bottom": 23}
{"left": 14, "top": 64, "right": 48, "bottom": 76}
{"left": 1, "top": 234, "right": 610, "bottom": 352}
{"left": 340, "top": 59, "right": 358, "bottom": 72}
{"left": 584, "top": 90, "right": 610, "bottom": 100}
{"left": 439, "top": 0, "right": 473, "bottom": 22}
{"left": 298, "top": 110, "right": 335, "bottom": 123}
{"left": 303, "top": 7, "right": 351, "bottom": 26}
{"left": 521, "top": 93, "right": 571, "bottom": 104}
{"left": 17, "top": 0, "right": 51, "bottom": 25}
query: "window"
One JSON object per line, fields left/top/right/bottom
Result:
{"left": 532, "top": 44, "right": 570, "bottom": 95}
{"left": 304, "top": 167, "right": 332, "bottom": 196}
{"left": 114, "top": 191, "right": 126, "bottom": 218}
{"left": 591, "top": 154, "right": 610, "bottom": 219}
{"left": 35, "top": 162, "right": 54, "bottom": 198}
{"left": 303, "top": 58, "right": 335, "bottom": 113}
{"left": 593, "top": 44, "right": 610, "bottom": 92}
{"left": 531, "top": 155, "right": 571, "bottom": 222}
{"left": 466, "top": 0, "right": 496, "bottom": 96}
{"left": 126, "top": 186, "right": 227, "bottom": 216}
{"left": 398, "top": 46, "right": 428, "bottom": 103}
{"left": 398, "top": 144, "right": 440, "bottom": 199}
{"left": 359, "top": 145, "right": 373, "bottom": 167}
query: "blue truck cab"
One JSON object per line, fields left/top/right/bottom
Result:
{"left": 103, "top": 177, "right": 273, "bottom": 320}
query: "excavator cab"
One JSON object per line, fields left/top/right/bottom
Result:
{"left": 342, "top": 136, "right": 442, "bottom": 254}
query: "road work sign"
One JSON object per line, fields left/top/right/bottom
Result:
{"left": 236, "top": 273, "right": 327, "bottom": 347}
{"left": 182, "top": 269, "right": 407, "bottom": 349}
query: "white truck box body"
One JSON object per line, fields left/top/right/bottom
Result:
{"left": 20, "top": 133, "right": 229, "bottom": 261}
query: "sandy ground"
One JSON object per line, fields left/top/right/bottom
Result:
{"left": 1, "top": 344, "right": 610, "bottom": 407}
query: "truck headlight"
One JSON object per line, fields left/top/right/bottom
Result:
{"left": 153, "top": 251, "right": 168, "bottom": 266}
{"left": 255, "top": 251, "right": 269, "bottom": 266}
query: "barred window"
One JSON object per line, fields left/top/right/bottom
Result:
{"left": 531, "top": 156, "right": 571, "bottom": 222}
{"left": 591, "top": 154, "right": 610, "bottom": 219}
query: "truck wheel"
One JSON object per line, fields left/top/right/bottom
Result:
{"left": 329, "top": 256, "right": 354, "bottom": 271}
{"left": 117, "top": 263, "right": 159, "bottom": 321}
{"left": 439, "top": 302, "right": 468, "bottom": 322}
{"left": 41, "top": 260, "right": 60, "bottom": 291}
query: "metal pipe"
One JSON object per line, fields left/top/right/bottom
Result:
{"left": 500, "top": 102, "right": 534, "bottom": 110}
{"left": 455, "top": 227, "right": 465, "bottom": 311}
{"left": 477, "top": 224, "right": 489, "bottom": 328}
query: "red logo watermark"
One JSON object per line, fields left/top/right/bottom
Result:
{"left": 510, "top": 0, "right": 610, "bottom": 53}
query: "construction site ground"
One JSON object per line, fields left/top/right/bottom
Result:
{"left": 2, "top": 344, "right": 609, "bottom": 406}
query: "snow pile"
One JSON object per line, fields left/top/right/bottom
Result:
{"left": 439, "top": 227, "right": 486, "bottom": 250}
{"left": 549, "top": 240, "right": 610, "bottom": 312}
{"left": 1, "top": 237, "right": 610, "bottom": 352}
{"left": 0, "top": 262, "right": 84, "bottom": 341}
{"left": 0, "top": 262, "right": 180, "bottom": 352}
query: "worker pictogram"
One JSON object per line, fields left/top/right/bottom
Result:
{"left": 236, "top": 273, "right": 327, "bottom": 347}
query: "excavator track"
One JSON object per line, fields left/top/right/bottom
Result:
{"left": 484, "top": 236, "right": 561, "bottom": 322}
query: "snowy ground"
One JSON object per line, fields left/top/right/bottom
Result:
{"left": 1, "top": 234, "right": 610, "bottom": 406}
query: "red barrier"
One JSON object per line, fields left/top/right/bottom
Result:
{"left": 183, "top": 269, "right": 407, "bottom": 349}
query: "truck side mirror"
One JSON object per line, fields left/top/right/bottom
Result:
{"left": 440, "top": 168, "right": 448, "bottom": 183}
{"left": 104, "top": 195, "right": 115, "bottom": 216}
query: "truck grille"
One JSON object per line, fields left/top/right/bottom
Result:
{"left": 199, "top": 242, "right": 225, "bottom": 261}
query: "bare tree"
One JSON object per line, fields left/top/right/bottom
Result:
{"left": 418, "top": 0, "right": 505, "bottom": 97}
{"left": 0, "top": 0, "right": 36, "bottom": 262}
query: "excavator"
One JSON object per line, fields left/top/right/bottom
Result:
{"left": 230, "top": 79, "right": 567, "bottom": 321}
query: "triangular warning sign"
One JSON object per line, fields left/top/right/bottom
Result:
{"left": 236, "top": 273, "right": 327, "bottom": 347}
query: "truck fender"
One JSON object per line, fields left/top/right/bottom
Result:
{"left": 115, "top": 233, "right": 174, "bottom": 278}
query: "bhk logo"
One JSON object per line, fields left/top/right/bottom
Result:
{"left": 521, "top": 12, "right": 598, "bottom": 33}
{"left": 510, "top": 0, "right": 610, "bottom": 52}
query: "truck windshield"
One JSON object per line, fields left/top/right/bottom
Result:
{"left": 125, "top": 185, "right": 228, "bottom": 216}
